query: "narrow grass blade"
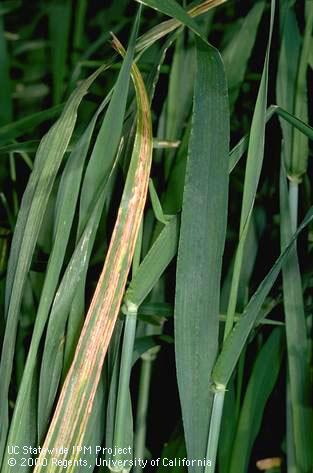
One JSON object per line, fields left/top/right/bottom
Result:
{"left": 0, "top": 15, "right": 12, "bottom": 125}
{"left": 72, "top": 0, "right": 87, "bottom": 66}
{"left": 105, "top": 347, "right": 134, "bottom": 472}
{"left": 137, "top": 0, "right": 206, "bottom": 41}
{"left": 162, "top": 121, "right": 191, "bottom": 215}
{"left": 110, "top": 214, "right": 179, "bottom": 470}
{"left": 0, "top": 104, "right": 64, "bottom": 145}
{"left": 280, "top": 165, "right": 313, "bottom": 471}
{"left": 38, "top": 13, "right": 141, "bottom": 434}
{"left": 229, "top": 105, "right": 313, "bottom": 174}
{"left": 33, "top": 29, "right": 153, "bottom": 473}
{"left": 1, "top": 93, "right": 111, "bottom": 470}
{"left": 229, "top": 329, "right": 284, "bottom": 473}
{"left": 224, "top": 0, "right": 275, "bottom": 338}
{"left": 2, "top": 185, "right": 116, "bottom": 472}
{"left": 48, "top": 0, "right": 71, "bottom": 104}
{"left": 164, "top": 32, "right": 195, "bottom": 178}
{"left": 111, "top": 309, "right": 136, "bottom": 472}
{"left": 62, "top": 11, "right": 140, "bottom": 380}
{"left": 0, "top": 65, "right": 104, "bottom": 464}
{"left": 0, "top": 140, "right": 41, "bottom": 154}
{"left": 212, "top": 205, "right": 313, "bottom": 388}
{"left": 222, "top": 1, "right": 265, "bottom": 107}
{"left": 174, "top": 36, "right": 229, "bottom": 471}
{"left": 125, "top": 216, "right": 179, "bottom": 307}
{"left": 218, "top": 379, "right": 236, "bottom": 473}
{"left": 136, "top": 0, "right": 228, "bottom": 52}
{"left": 275, "top": 105, "right": 313, "bottom": 139}
{"left": 148, "top": 179, "right": 171, "bottom": 224}
{"left": 289, "top": 1, "right": 313, "bottom": 181}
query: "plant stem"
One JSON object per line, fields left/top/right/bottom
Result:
{"left": 288, "top": 180, "right": 298, "bottom": 231}
{"left": 133, "top": 356, "right": 153, "bottom": 472}
{"left": 286, "top": 376, "right": 297, "bottom": 473}
{"left": 111, "top": 220, "right": 144, "bottom": 470}
{"left": 111, "top": 302, "right": 138, "bottom": 469}
{"left": 286, "top": 179, "right": 298, "bottom": 472}
{"left": 72, "top": 0, "right": 87, "bottom": 66}
{"left": 205, "top": 387, "right": 226, "bottom": 473}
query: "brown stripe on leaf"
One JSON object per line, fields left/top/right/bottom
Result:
{"left": 33, "top": 36, "right": 153, "bottom": 472}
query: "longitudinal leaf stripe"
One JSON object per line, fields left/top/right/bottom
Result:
{"left": 33, "top": 37, "right": 153, "bottom": 473}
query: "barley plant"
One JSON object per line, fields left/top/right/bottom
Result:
{"left": 0, "top": 1, "right": 312, "bottom": 472}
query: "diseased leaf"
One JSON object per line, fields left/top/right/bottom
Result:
{"left": 33, "top": 18, "right": 154, "bottom": 473}
{"left": 0, "top": 65, "right": 105, "bottom": 465}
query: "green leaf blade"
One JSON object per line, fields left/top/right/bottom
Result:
{"left": 174, "top": 38, "right": 229, "bottom": 471}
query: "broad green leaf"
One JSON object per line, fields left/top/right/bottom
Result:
{"left": 0, "top": 65, "right": 104, "bottom": 465}
{"left": 212, "top": 205, "right": 313, "bottom": 387}
{"left": 174, "top": 36, "right": 229, "bottom": 472}
{"left": 229, "top": 329, "right": 284, "bottom": 473}
{"left": 33, "top": 23, "right": 153, "bottom": 473}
